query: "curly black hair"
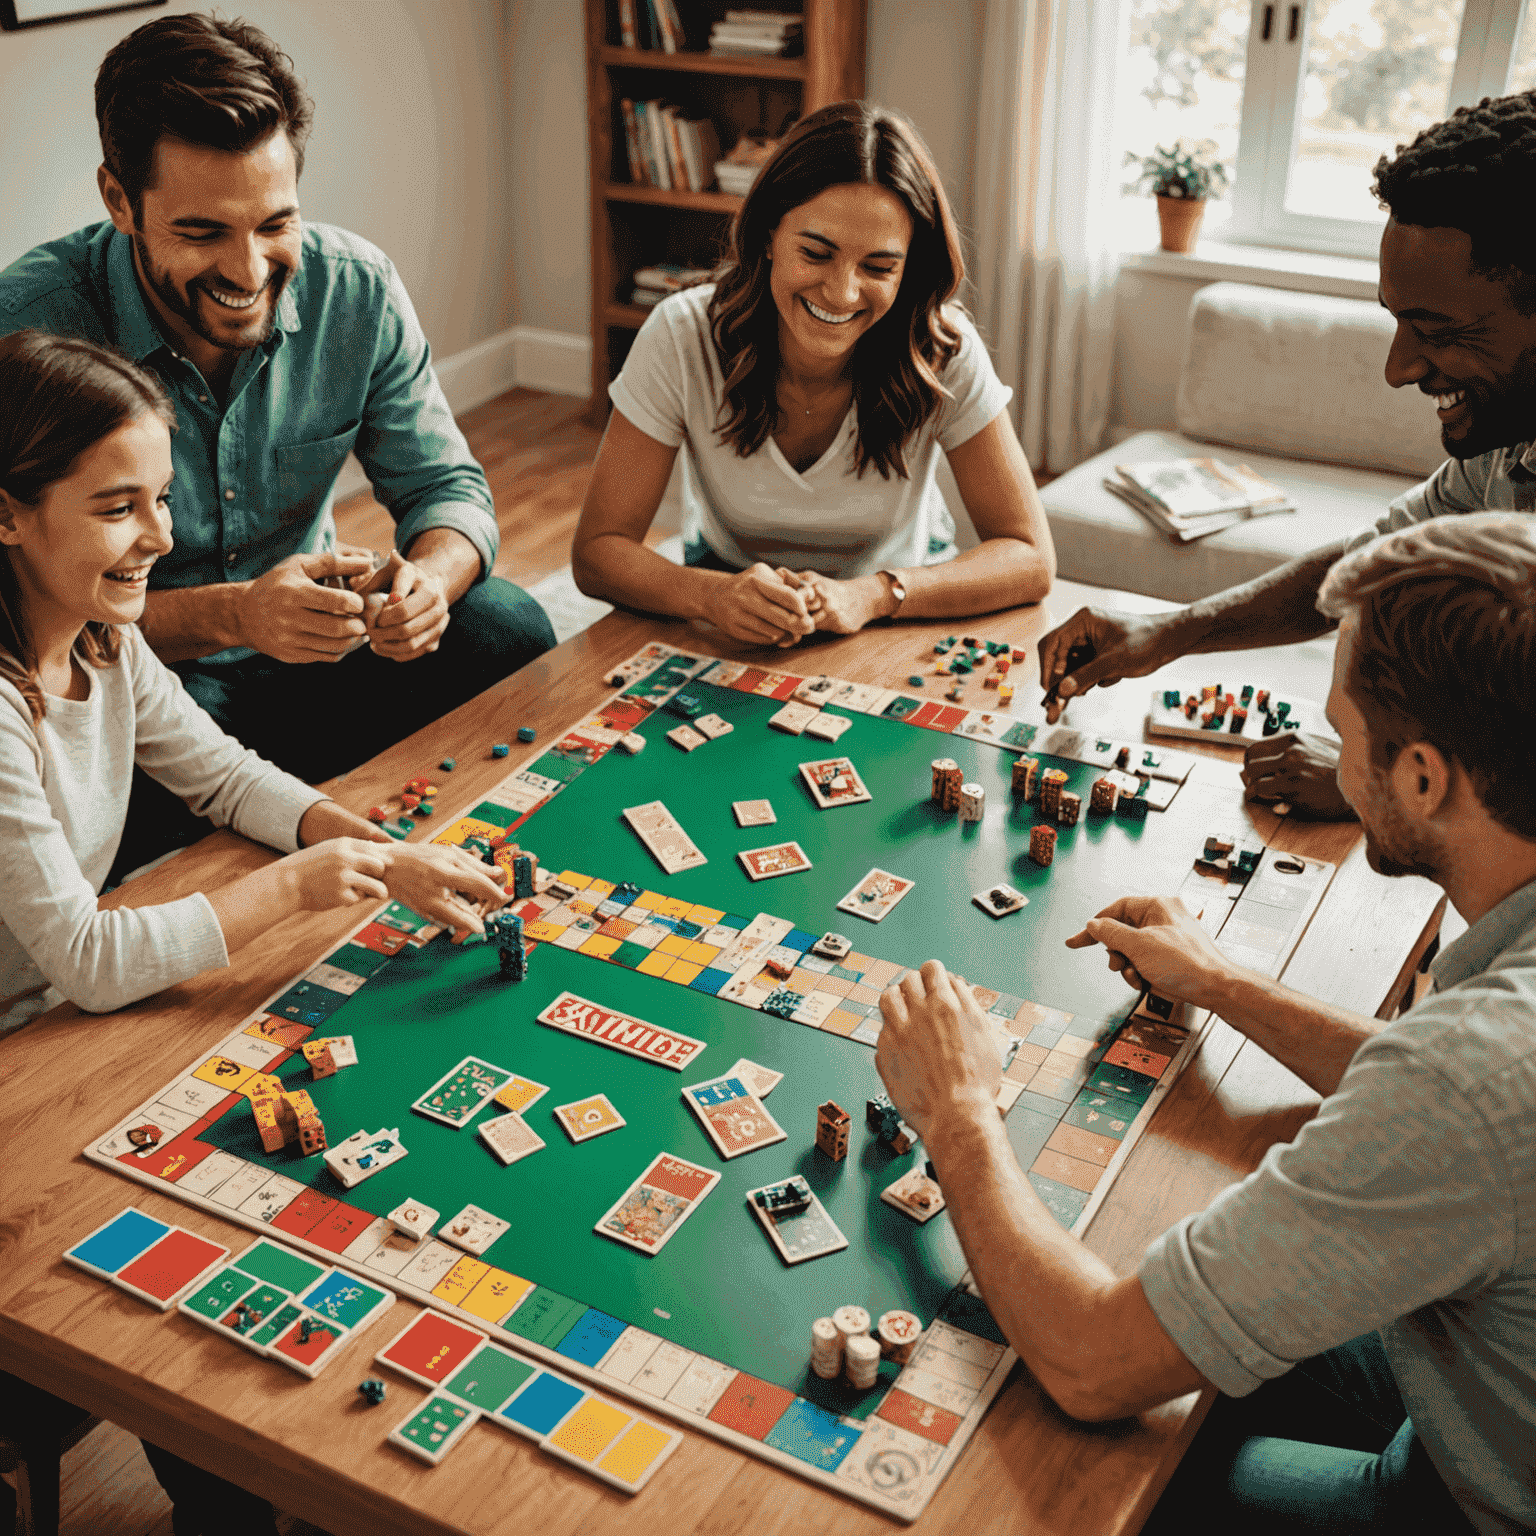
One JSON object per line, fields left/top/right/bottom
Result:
{"left": 1373, "top": 91, "right": 1536, "bottom": 310}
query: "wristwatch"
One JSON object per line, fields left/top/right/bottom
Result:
{"left": 878, "top": 569, "right": 908, "bottom": 617}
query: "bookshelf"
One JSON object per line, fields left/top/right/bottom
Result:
{"left": 584, "top": 1, "right": 868, "bottom": 419}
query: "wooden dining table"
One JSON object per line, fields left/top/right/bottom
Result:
{"left": 0, "top": 578, "right": 1446, "bottom": 1536}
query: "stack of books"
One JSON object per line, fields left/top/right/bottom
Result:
{"left": 1104, "top": 458, "right": 1295, "bottom": 542}
{"left": 619, "top": 100, "right": 721, "bottom": 193}
{"left": 617, "top": 0, "right": 684, "bottom": 51}
{"left": 709, "top": 11, "right": 803, "bottom": 55}
{"left": 630, "top": 264, "right": 712, "bottom": 308}
{"left": 714, "top": 133, "right": 780, "bottom": 197}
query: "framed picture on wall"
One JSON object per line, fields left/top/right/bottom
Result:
{"left": 1, "top": 0, "right": 164, "bottom": 30}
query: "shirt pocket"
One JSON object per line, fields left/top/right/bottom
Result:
{"left": 271, "top": 422, "right": 362, "bottom": 524}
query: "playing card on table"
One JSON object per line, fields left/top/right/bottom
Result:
{"left": 553, "top": 1093, "right": 626, "bottom": 1143}
{"left": 792, "top": 674, "right": 840, "bottom": 705}
{"left": 732, "top": 798, "right": 776, "bottom": 828}
{"left": 412, "top": 1056, "right": 515, "bottom": 1128}
{"left": 693, "top": 713, "right": 734, "bottom": 740}
{"left": 798, "top": 756, "right": 872, "bottom": 809}
{"left": 491, "top": 1075, "right": 549, "bottom": 1115}
{"left": 747, "top": 1183, "right": 849, "bottom": 1263}
{"left": 477, "top": 1112, "right": 545, "bottom": 1166}
{"left": 804, "top": 711, "right": 852, "bottom": 743}
{"left": 972, "top": 884, "right": 1028, "bottom": 918}
{"left": 681, "top": 1073, "right": 786, "bottom": 1159}
{"left": 737, "top": 841, "right": 812, "bottom": 881}
{"left": 595, "top": 1153, "right": 720, "bottom": 1256}
{"left": 821, "top": 680, "right": 885, "bottom": 713}
{"left": 769, "top": 701, "right": 820, "bottom": 735}
{"left": 665, "top": 724, "right": 707, "bottom": 752}
{"left": 440, "top": 1203, "right": 511, "bottom": 1256}
{"left": 727, "top": 1058, "right": 783, "bottom": 1097}
{"left": 837, "top": 867, "right": 915, "bottom": 923}
{"left": 623, "top": 801, "right": 707, "bottom": 875}
{"left": 881, "top": 1166, "right": 947, "bottom": 1223}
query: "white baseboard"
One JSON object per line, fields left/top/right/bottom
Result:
{"left": 510, "top": 326, "right": 591, "bottom": 398}
{"left": 332, "top": 325, "right": 593, "bottom": 502}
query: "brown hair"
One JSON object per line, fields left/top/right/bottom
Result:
{"left": 0, "top": 331, "right": 177, "bottom": 725}
{"left": 1317, "top": 513, "right": 1536, "bottom": 839}
{"left": 96, "top": 12, "right": 314, "bottom": 214}
{"left": 709, "top": 101, "right": 965, "bottom": 480}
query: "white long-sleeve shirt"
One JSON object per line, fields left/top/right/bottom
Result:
{"left": 0, "top": 625, "right": 326, "bottom": 1030}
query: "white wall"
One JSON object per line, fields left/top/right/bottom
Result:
{"left": 0, "top": 0, "right": 515, "bottom": 359}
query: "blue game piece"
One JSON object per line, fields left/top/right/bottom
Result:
{"left": 439, "top": 757, "right": 456, "bottom": 772}
{"left": 491, "top": 743, "right": 510, "bottom": 758}
{"left": 358, "top": 1377, "right": 387, "bottom": 1406}
{"left": 517, "top": 726, "right": 536, "bottom": 742}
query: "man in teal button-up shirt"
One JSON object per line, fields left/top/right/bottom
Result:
{"left": 0, "top": 12, "right": 553, "bottom": 875}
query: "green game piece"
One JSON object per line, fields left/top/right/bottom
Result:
{"left": 518, "top": 725, "right": 537, "bottom": 741}
{"left": 439, "top": 757, "right": 456, "bottom": 771}
{"left": 359, "top": 1377, "right": 388, "bottom": 1406}
{"left": 382, "top": 817, "right": 412, "bottom": 839}
{"left": 907, "top": 675, "right": 924, "bottom": 687}
{"left": 413, "top": 801, "right": 435, "bottom": 816}
{"left": 491, "top": 743, "right": 510, "bottom": 757}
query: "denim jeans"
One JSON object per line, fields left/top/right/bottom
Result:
{"left": 1143, "top": 1333, "right": 1476, "bottom": 1535}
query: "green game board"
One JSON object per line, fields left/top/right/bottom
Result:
{"left": 85, "top": 642, "right": 1312, "bottom": 1517}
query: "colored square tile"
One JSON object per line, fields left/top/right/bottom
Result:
{"left": 635, "top": 951, "right": 676, "bottom": 979}
{"left": 433, "top": 1256, "right": 491, "bottom": 1308}
{"left": 445, "top": 1344, "right": 536, "bottom": 1410}
{"left": 545, "top": 1396, "right": 632, "bottom": 1461}
{"left": 609, "top": 941, "right": 652, "bottom": 970}
{"left": 231, "top": 1239, "right": 326, "bottom": 1294}
{"left": 555, "top": 1308, "right": 628, "bottom": 1366}
{"left": 500, "top": 1286, "right": 589, "bottom": 1349}
{"left": 116, "top": 1229, "right": 227, "bottom": 1304}
{"left": 460, "top": 1269, "right": 534, "bottom": 1326}
{"left": 597, "top": 917, "right": 638, "bottom": 941}
{"left": 598, "top": 1420, "right": 676, "bottom": 1486}
{"left": 1031, "top": 1147, "right": 1102, "bottom": 1195}
{"left": 820, "top": 1009, "right": 863, "bottom": 1037}
{"left": 780, "top": 929, "right": 817, "bottom": 953}
{"left": 1046, "top": 1123, "right": 1119, "bottom": 1168}
{"left": 689, "top": 968, "right": 732, "bottom": 995}
{"left": 666, "top": 961, "right": 703, "bottom": 986}
{"left": 577, "top": 934, "right": 622, "bottom": 960}
{"left": 877, "top": 1387, "right": 963, "bottom": 1446}
{"left": 1086, "top": 1060, "right": 1157, "bottom": 1106}
{"left": 683, "top": 941, "right": 720, "bottom": 967}
{"left": 706, "top": 1373, "right": 795, "bottom": 1441}
{"left": 269, "top": 1189, "right": 336, "bottom": 1240}
{"left": 306, "top": 1203, "right": 374, "bottom": 1255}
{"left": 1062, "top": 1091, "right": 1132, "bottom": 1140}
{"left": 179, "top": 1264, "right": 260, "bottom": 1320}
{"left": 500, "top": 1373, "right": 586, "bottom": 1436}
{"left": 763, "top": 1397, "right": 858, "bottom": 1471}
{"left": 299, "top": 1271, "right": 391, "bottom": 1328}
{"left": 66, "top": 1208, "right": 170, "bottom": 1276}
{"left": 1028, "top": 1172, "right": 1090, "bottom": 1229}
{"left": 656, "top": 933, "right": 692, "bottom": 958}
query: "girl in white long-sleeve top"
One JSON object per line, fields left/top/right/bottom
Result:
{"left": 0, "top": 329, "right": 506, "bottom": 1032}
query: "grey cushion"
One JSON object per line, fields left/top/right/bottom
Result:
{"left": 1176, "top": 282, "right": 1445, "bottom": 479}
{"left": 1042, "top": 428, "right": 1418, "bottom": 603}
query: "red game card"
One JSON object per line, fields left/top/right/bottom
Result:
{"left": 876, "top": 1387, "right": 964, "bottom": 1446}
{"left": 114, "top": 1228, "right": 229, "bottom": 1309}
{"left": 376, "top": 1310, "right": 488, "bottom": 1389}
{"left": 707, "top": 1373, "right": 795, "bottom": 1440}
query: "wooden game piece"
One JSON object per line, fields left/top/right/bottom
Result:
{"left": 491, "top": 743, "right": 510, "bottom": 757}
{"left": 618, "top": 731, "right": 646, "bottom": 754}
{"left": 1012, "top": 756, "right": 1039, "bottom": 799}
{"left": 517, "top": 726, "right": 536, "bottom": 741}
{"left": 1089, "top": 775, "right": 1119, "bottom": 814}
{"left": 958, "top": 783, "right": 985, "bottom": 823}
{"left": 297, "top": 1111, "right": 327, "bottom": 1156}
{"left": 666, "top": 724, "right": 707, "bottom": 752}
{"left": 1057, "top": 789, "right": 1081, "bottom": 826}
{"left": 302, "top": 1039, "right": 337, "bottom": 1080}
{"left": 815, "top": 1100, "right": 850, "bottom": 1160}
{"left": 1039, "top": 768, "right": 1068, "bottom": 819}
{"left": 811, "top": 931, "right": 851, "bottom": 960}
{"left": 1030, "top": 824, "right": 1057, "bottom": 866}
{"left": 930, "top": 757, "right": 962, "bottom": 811}
{"left": 386, "top": 1199, "right": 438, "bottom": 1242}
{"left": 252, "top": 1099, "right": 286, "bottom": 1155}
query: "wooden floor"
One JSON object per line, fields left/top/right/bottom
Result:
{"left": 333, "top": 387, "right": 608, "bottom": 587}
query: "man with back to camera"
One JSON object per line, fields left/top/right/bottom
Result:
{"left": 0, "top": 11, "right": 555, "bottom": 875}
{"left": 1035, "top": 90, "right": 1536, "bottom": 822}
{"left": 877, "top": 513, "right": 1536, "bottom": 1534}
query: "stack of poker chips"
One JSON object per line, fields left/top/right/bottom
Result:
{"left": 959, "top": 783, "right": 986, "bottom": 823}
{"left": 810, "top": 1317, "right": 843, "bottom": 1380}
{"left": 1090, "top": 775, "right": 1119, "bottom": 815}
{"left": 931, "top": 757, "right": 963, "bottom": 811}
{"left": 1012, "top": 756, "right": 1040, "bottom": 800}
{"left": 1058, "top": 789, "right": 1081, "bottom": 826}
{"left": 1030, "top": 824, "right": 1058, "bottom": 866}
{"left": 877, "top": 1309, "right": 923, "bottom": 1365}
{"left": 1039, "top": 768, "right": 1069, "bottom": 819}
{"left": 845, "top": 1334, "right": 881, "bottom": 1389}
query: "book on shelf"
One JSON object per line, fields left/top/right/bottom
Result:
{"left": 631, "top": 264, "right": 713, "bottom": 308}
{"left": 710, "top": 11, "right": 802, "bottom": 55}
{"left": 615, "top": 0, "right": 684, "bottom": 51}
{"left": 713, "top": 132, "right": 780, "bottom": 196}
{"left": 1105, "top": 458, "right": 1295, "bottom": 543}
{"left": 620, "top": 100, "right": 720, "bottom": 192}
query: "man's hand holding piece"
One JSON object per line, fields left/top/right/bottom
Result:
{"left": 1065, "top": 895, "right": 1233, "bottom": 1011}
{"left": 1242, "top": 730, "right": 1357, "bottom": 820}
{"left": 357, "top": 549, "right": 452, "bottom": 662}
{"left": 1036, "top": 606, "right": 1180, "bottom": 723}
{"left": 875, "top": 960, "right": 1002, "bottom": 1143}
{"left": 238, "top": 550, "right": 374, "bottom": 664}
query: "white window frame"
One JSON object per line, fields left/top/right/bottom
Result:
{"left": 1225, "top": 0, "right": 1527, "bottom": 257}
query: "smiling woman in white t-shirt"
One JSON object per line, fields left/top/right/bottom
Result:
{"left": 574, "top": 100, "right": 1056, "bottom": 648}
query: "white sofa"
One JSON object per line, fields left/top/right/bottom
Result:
{"left": 1040, "top": 281, "right": 1448, "bottom": 602}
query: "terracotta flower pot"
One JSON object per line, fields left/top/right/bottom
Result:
{"left": 1156, "top": 195, "right": 1206, "bottom": 253}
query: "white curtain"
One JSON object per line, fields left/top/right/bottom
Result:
{"left": 972, "top": 0, "right": 1126, "bottom": 475}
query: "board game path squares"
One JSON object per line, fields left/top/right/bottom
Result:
{"left": 77, "top": 639, "right": 1334, "bottom": 1520}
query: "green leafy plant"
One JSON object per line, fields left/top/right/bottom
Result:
{"left": 1124, "top": 138, "right": 1231, "bottom": 200}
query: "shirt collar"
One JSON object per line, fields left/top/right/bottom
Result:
{"left": 1430, "top": 875, "right": 1536, "bottom": 990}
{"left": 105, "top": 224, "right": 304, "bottom": 359}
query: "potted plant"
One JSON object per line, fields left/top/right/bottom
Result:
{"left": 1124, "top": 139, "right": 1231, "bottom": 253}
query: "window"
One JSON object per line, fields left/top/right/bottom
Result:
{"left": 1119, "top": 0, "right": 1531, "bottom": 258}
